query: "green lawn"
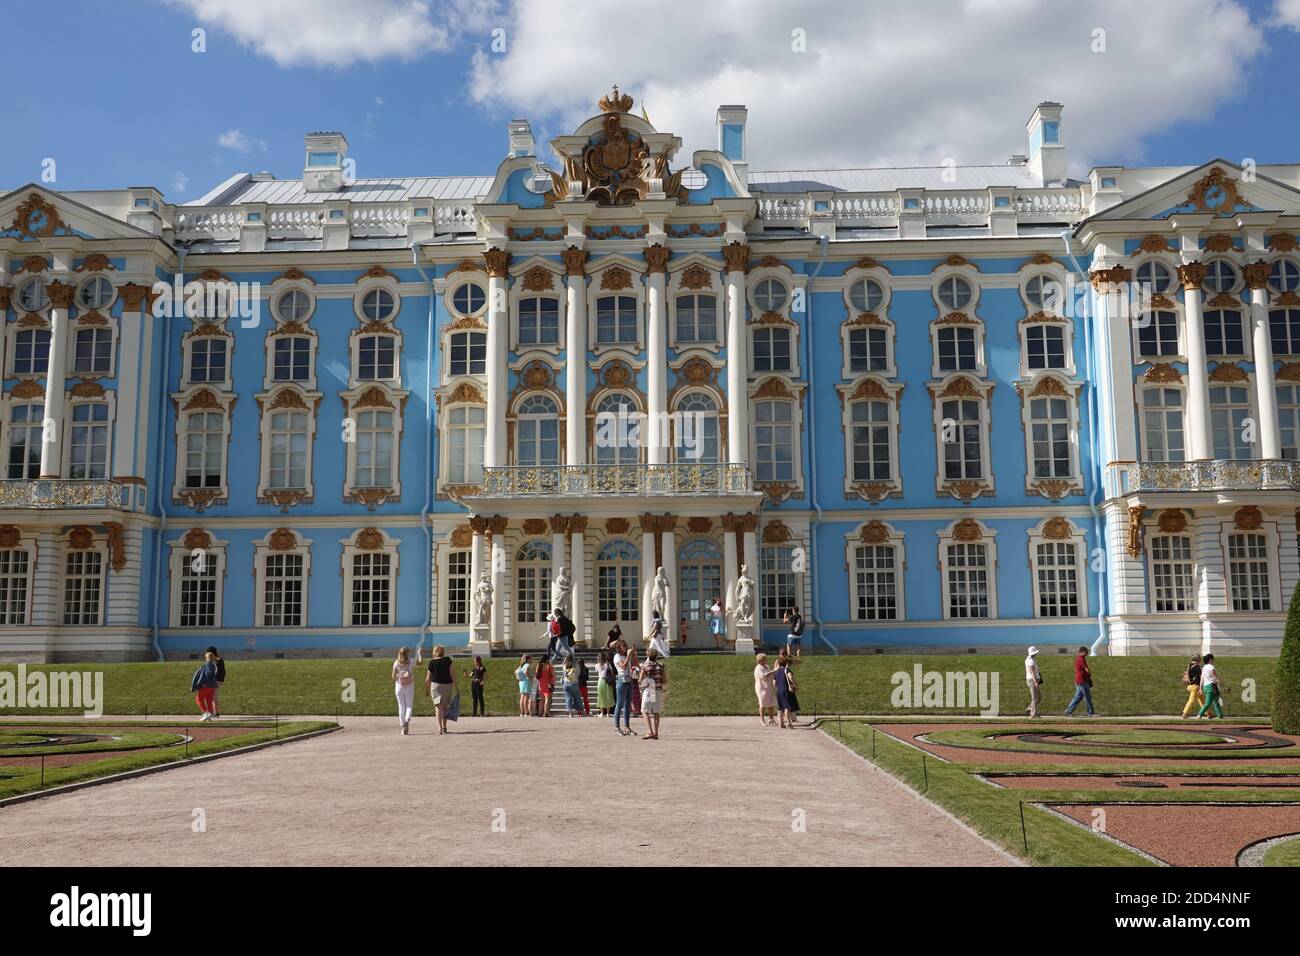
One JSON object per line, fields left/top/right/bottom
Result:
{"left": 0, "top": 654, "right": 1279, "bottom": 717}
{"left": 0, "top": 719, "right": 333, "bottom": 800}
{"left": 1262, "top": 835, "right": 1300, "bottom": 866}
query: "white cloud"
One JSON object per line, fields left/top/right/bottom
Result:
{"left": 1274, "top": 0, "right": 1300, "bottom": 29}
{"left": 171, "top": 171, "right": 190, "bottom": 194}
{"left": 469, "top": 0, "right": 1267, "bottom": 174}
{"left": 216, "top": 128, "right": 253, "bottom": 152}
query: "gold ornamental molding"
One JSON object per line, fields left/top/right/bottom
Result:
{"left": 850, "top": 482, "right": 895, "bottom": 503}
{"left": 1234, "top": 506, "right": 1263, "bottom": 531}
{"left": 845, "top": 311, "right": 887, "bottom": 327}
{"left": 116, "top": 283, "right": 153, "bottom": 312}
{"left": 485, "top": 516, "right": 509, "bottom": 537}
{"left": 722, "top": 242, "right": 750, "bottom": 274}
{"left": 67, "top": 525, "right": 95, "bottom": 550}
{"left": 757, "top": 482, "right": 798, "bottom": 504}
{"left": 196, "top": 268, "right": 232, "bottom": 284}
{"left": 935, "top": 311, "right": 977, "bottom": 326}
{"left": 15, "top": 254, "right": 49, "bottom": 275}
{"left": 1126, "top": 506, "right": 1145, "bottom": 558}
{"left": 1033, "top": 480, "right": 1076, "bottom": 501}
{"left": 667, "top": 223, "right": 724, "bottom": 239}
{"left": 261, "top": 490, "right": 309, "bottom": 512}
{"left": 356, "top": 528, "right": 386, "bottom": 551}
{"left": 522, "top": 518, "right": 548, "bottom": 536}
{"left": 350, "top": 488, "right": 397, "bottom": 511}
{"left": 1267, "top": 233, "right": 1298, "bottom": 252}
{"left": 180, "top": 389, "right": 224, "bottom": 412}
{"left": 596, "top": 359, "right": 634, "bottom": 392}
{"left": 11, "top": 193, "right": 65, "bottom": 239}
{"left": 268, "top": 529, "right": 298, "bottom": 551}
{"left": 599, "top": 266, "right": 633, "bottom": 291}
{"left": 104, "top": 521, "right": 126, "bottom": 572}
{"left": 951, "top": 518, "right": 983, "bottom": 542}
{"left": 361, "top": 265, "right": 397, "bottom": 281}
{"left": 686, "top": 517, "right": 713, "bottom": 534}
{"left": 569, "top": 515, "right": 589, "bottom": 534}
{"left": 273, "top": 267, "right": 315, "bottom": 285}
{"left": 1090, "top": 266, "right": 1132, "bottom": 291}
{"left": 1203, "top": 234, "right": 1235, "bottom": 253}
{"left": 605, "top": 518, "right": 631, "bottom": 535}
{"left": 1186, "top": 167, "right": 1243, "bottom": 214}
{"left": 1208, "top": 363, "right": 1248, "bottom": 383}
{"left": 1157, "top": 509, "right": 1187, "bottom": 534}
{"left": 47, "top": 281, "right": 76, "bottom": 309}
{"left": 437, "top": 381, "right": 486, "bottom": 411}
{"left": 722, "top": 512, "right": 758, "bottom": 534}
{"left": 549, "top": 515, "right": 572, "bottom": 535}
{"left": 450, "top": 525, "right": 474, "bottom": 547}
{"left": 1177, "top": 262, "right": 1209, "bottom": 291}
{"left": 762, "top": 520, "right": 793, "bottom": 544}
{"left": 932, "top": 375, "right": 990, "bottom": 400}
{"left": 598, "top": 84, "right": 634, "bottom": 114}
{"left": 1242, "top": 262, "right": 1271, "bottom": 290}
{"left": 1276, "top": 362, "right": 1300, "bottom": 383}
{"left": 483, "top": 249, "right": 511, "bottom": 279}
{"left": 11, "top": 379, "right": 43, "bottom": 399}
{"left": 644, "top": 244, "right": 671, "bottom": 274}
{"left": 1041, "top": 517, "right": 1073, "bottom": 540}
{"left": 1143, "top": 363, "right": 1183, "bottom": 383}
{"left": 70, "top": 378, "right": 106, "bottom": 399}
{"left": 752, "top": 376, "right": 798, "bottom": 401}
{"left": 562, "top": 247, "right": 588, "bottom": 277}
{"left": 1135, "top": 234, "right": 1176, "bottom": 255}
{"left": 1019, "top": 253, "right": 1057, "bottom": 270}
{"left": 1022, "top": 310, "right": 1067, "bottom": 325}
{"left": 182, "top": 528, "right": 213, "bottom": 550}
{"left": 943, "top": 481, "right": 990, "bottom": 503}
{"left": 449, "top": 259, "right": 485, "bottom": 275}
{"left": 852, "top": 256, "right": 885, "bottom": 271}
{"left": 521, "top": 265, "right": 555, "bottom": 292}
{"left": 938, "top": 254, "right": 979, "bottom": 272}
{"left": 0, "top": 526, "right": 20, "bottom": 548}
{"left": 858, "top": 520, "right": 891, "bottom": 544}
{"left": 1205, "top": 293, "right": 1241, "bottom": 308}
{"left": 751, "top": 310, "right": 795, "bottom": 327}
{"left": 0, "top": 287, "right": 9, "bottom": 311}
{"left": 77, "top": 310, "right": 109, "bottom": 327}
{"left": 840, "top": 377, "right": 896, "bottom": 405}
{"left": 176, "top": 489, "right": 225, "bottom": 513}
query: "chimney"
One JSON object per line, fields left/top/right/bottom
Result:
{"left": 303, "top": 131, "right": 349, "bottom": 193}
{"left": 1026, "top": 102, "right": 1065, "bottom": 186}
{"left": 716, "top": 105, "right": 748, "bottom": 186}
{"left": 508, "top": 119, "right": 535, "bottom": 158}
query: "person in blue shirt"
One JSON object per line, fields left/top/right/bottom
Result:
{"left": 190, "top": 651, "right": 220, "bottom": 721}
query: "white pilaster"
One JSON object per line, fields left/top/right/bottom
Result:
{"left": 646, "top": 247, "right": 669, "bottom": 464}
{"left": 570, "top": 522, "right": 586, "bottom": 645}
{"left": 40, "top": 283, "right": 74, "bottom": 478}
{"left": 484, "top": 250, "right": 510, "bottom": 469}
{"left": 564, "top": 249, "right": 587, "bottom": 465}
{"left": 1246, "top": 269, "right": 1281, "bottom": 459}
{"left": 29, "top": 530, "right": 62, "bottom": 627}
{"left": 105, "top": 524, "right": 144, "bottom": 627}
{"left": 661, "top": 525, "right": 677, "bottom": 642}
{"left": 112, "top": 290, "right": 148, "bottom": 482}
{"left": 1180, "top": 265, "right": 1212, "bottom": 461}
{"left": 724, "top": 244, "right": 749, "bottom": 466}
{"left": 723, "top": 520, "right": 739, "bottom": 645}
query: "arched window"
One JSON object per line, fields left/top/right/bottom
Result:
{"left": 943, "top": 542, "right": 990, "bottom": 618}
{"left": 515, "top": 394, "right": 559, "bottom": 466}
{"left": 515, "top": 541, "right": 552, "bottom": 625}
{"left": 678, "top": 538, "right": 721, "bottom": 628}
{"left": 595, "top": 539, "right": 640, "bottom": 627}
{"left": 594, "top": 393, "right": 639, "bottom": 466}
{"left": 1209, "top": 384, "right": 1252, "bottom": 460}
{"left": 6, "top": 404, "right": 42, "bottom": 479}
{"left": 445, "top": 405, "right": 486, "bottom": 483}
{"left": 1270, "top": 259, "right": 1300, "bottom": 294}
{"left": 1142, "top": 387, "right": 1185, "bottom": 462}
{"left": 675, "top": 392, "right": 719, "bottom": 463}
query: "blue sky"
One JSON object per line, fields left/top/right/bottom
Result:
{"left": 5, "top": 0, "right": 1300, "bottom": 197}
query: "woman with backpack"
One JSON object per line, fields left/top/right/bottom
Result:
{"left": 1180, "top": 655, "right": 1204, "bottom": 719}
{"left": 205, "top": 646, "right": 226, "bottom": 718}
{"left": 190, "top": 651, "right": 220, "bottom": 721}
{"left": 562, "top": 655, "right": 583, "bottom": 717}
{"left": 596, "top": 650, "right": 616, "bottom": 717}
{"left": 1196, "top": 654, "right": 1229, "bottom": 719}
{"left": 392, "top": 646, "right": 422, "bottom": 735}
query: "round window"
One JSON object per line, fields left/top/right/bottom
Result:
{"left": 848, "top": 278, "right": 884, "bottom": 313}
{"left": 361, "top": 288, "right": 396, "bottom": 322}
{"left": 453, "top": 282, "right": 486, "bottom": 314}
{"left": 753, "top": 278, "right": 788, "bottom": 311}
{"left": 277, "top": 289, "right": 312, "bottom": 322}
{"left": 937, "top": 275, "right": 973, "bottom": 310}
{"left": 78, "top": 275, "right": 114, "bottom": 311}
{"left": 18, "top": 278, "right": 48, "bottom": 312}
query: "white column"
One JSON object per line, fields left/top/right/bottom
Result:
{"left": 40, "top": 282, "right": 74, "bottom": 478}
{"left": 484, "top": 250, "right": 510, "bottom": 469}
{"left": 570, "top": 519, "right": 587, "bottom": 645}
{"left": 639, "top": 516, "right": 656, "bottom": 639}
{"left": 661, "top": 524, "right": 678, "bottom": 643}
{"left": 723, "top": 522, "right": 739, "bottom": 644}
{"left": 742, "top": 528, "right": 759, "bottom": 589}
{"left": 29, "top": 530, "right": 62, "bottom": 627}
{"left": 1246, "top": 266, "right": 1281, "bottom": 459}
{"left": 1179, "top": 264, "right": 1212, "bottom": 461}
{"left": 112, "top": 287, "right": 148, "bottom": 482}
{"left": 489, "top": 521, "right": 507, "bottom": 648}
{"left": 646, "top": 246, "right": 670, "bottom": 464}
{"left": 564, "top": 249, "right": 587, "bottom": 465}
{"left": 469, "top": 527, "right": 486, "bottom": 595}
{"left": 724, "top": 244, "right": 749, "bottom": 466}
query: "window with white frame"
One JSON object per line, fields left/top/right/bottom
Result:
{"left": 178, "top": 550, "right": 219, "bottom": 627}
{"left": 360, "top": 288, "right": 397, "bottom": 323}
{"left": 675, "top": 392, "right": 720, "bottom": 463}
{"left": 1202, "top": 260, "right": 1239, "bottom": 295}
{"left": 1138, "top": 311, "right": 1180, "bottom": 357}
{"left": 753, "top": 278, "right": 788, "bottom": 312}
{"left": 0, "top": 547, "right": 32, "bottom": 625}
{"left": 272, "top": 336, "right": 311, "bottom": 383}
{"left": 937, "top": 275, "right": 974, "bottom": 310}
{"left": 349, "top": 551, "right": 392, "bottom": 626}
{"left": 936, "top": 326, "right": 978, "bottom": 372}
{"left": 852, "top": 542, "right": 900, "bottom": 621}
{"left": 849, "top": 399, "right": 893, "bottom": 481}
{"left": 754, "top": 399, "right": 795, "bottom": 482}
{"left": 595, "top": 295, "right": 637, "bottom": 345}
{"left": 262, "top": 552, "right": 306, "bottom": 626}
{"left": 1227, "top": 532, "right": 1271, "bottom": 611}
{"left": 675, "top": 294, "right": 718, "bottom": 344}
{"left": 445, "top": 405, "right": 486, "bottom": 484}
{"left": 17, "top": 277, "right": 48, "bottom": 312}
{"left": 78, "top": 275, "right": 114, "bottom": 311}
{"left": 447, "top": 331, "right": 486, "bottom": 376}
{"left": 267, "top": 408, "right": 310, "bottom": 489}
{"left": 760, "top": 545, "right": 797, "bottom": 621}
{"left": 68, "top": 403, "right": 109, "bottom": 479}
{"left": 1203, "top": 310, "right": 1245, "bottom": 357}
{"left": 753, "top": 325, "right": 793, "bottom": 372}
{"left": 593, "top": 393, "right": 640, "bottom": 465}
{"left": 188, "top": 337, "right": 228, "bottom": 384}
{"left": 1029, "top": 396, "right": 1072, "bottom": 479}
{"left": 1269, "top": 308, "right": 1300, "bottom": 356}
{"left": 352, "top": 408, "right": 395, "bottom": 488}
{"left": 941, "top": 398, "right": 985, "bottom": 480}
{"left": 357, "top": 334, "right": 396, "bottom": 381}
{"left": 943, "top": 542, "right": 991, "bottom": 619}
{"left": 1023, "top": 273, "right": 1062, "bottom": 311}
{"left": 73, "top": 328, "right": 113, "bottom": 376}
{"left": 1032, "top": 541, "right": 1080, "bottom": 618}
{"left": 515, "top": 394, "right": 560, "bottom": 466}
{"left": 12, "top": 329, "right": 51, "bottom": 375}
{"left": 1135, "top": 260, "right": 1175, "bottom": 295}
{"left": 1278, "top": 383, "right": 1300, "bottom": 459}
{"left": 63, "top": 549, "right": 104, "bottom": 625}
{"left": 446, "top": 549, "right": 471, "bottom": 625}
{"left": 1024, "top": 322, "right": 1067, "bottom": 370}
{"left": 1210, "top": 384, "right": 1253, "bottom": 460}
{"left": 847, "top": 326, "right": 889, "bottom": 373}
{"left": 274, "top": 288, "right": 312, "bottom": 324}
{"left": 515, "top": 540, "right": 552, "bottom": 624}
{"left": 1142, "top": 387, "right": 1185, "bottom": 462}
{"left": 6, "top": 403, "right": 42, "bottom": 479}
{"left": 452, "top": 282, "right": 486, "bottom": 316}
{"left": 596, "top": 539, "right": 640, "bottom": 625}
{"left": 517, "top": 297, "right": 560, "bottom": 347}
{"left": 1149, "top": 534, "right": 1194, "bottom": 612}
{"left": 1270, "top": 259, "right": 1300, "bottom": 294}
{"left": 183, "top": 410, "right": 225, "bottom": 489}
{"left": 848, "top": 277, "right": 885, "bottom": 313}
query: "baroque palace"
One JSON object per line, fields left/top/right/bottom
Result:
{"left": 2, "top": 90, "right": 1299, "bottom": 661}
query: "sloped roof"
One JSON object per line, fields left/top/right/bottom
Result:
{"left": 185, "top": 174, "right": 494, "bottom": 207}
{"left": 749, "top": 164, "right": 1062, "bottom": 193}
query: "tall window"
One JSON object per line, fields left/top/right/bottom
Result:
{"left": 754, "top": 399, "right": 795, "bottom": 482}
{"left": 6, "top": 404, "right": 42, "bottom": 479}
{"left": 63, "top": 550, "right": 104, "bottom": 625}
{"left": 68, "top": 403, "right": 109, "bottom": 479}
{"left": 1269, "top": 309, "right": 1300, "bottom": 356}
{"left": 852, "top": 544, "right": 898, "bottom": 621}
{"left": 13, "top": 329, "right": 51, "bottom": 375}
{"left": 941, "top": 398, "right": 984, "bottom": 480}
{"left": 73, "top": 328, "right": 113, "bottom": 375}
{"left": 515, "top": 394, "right": 559, "bottom": 466}
{"left": 353, "top": 409, "right": 394, "bottom": 488}
{"left": 944, "top": 543, "right": 989, "bottom": 618}
{"left": 848, "top": 327, "right": 888, "bottom": 373}
{"left": 515, "top": 541, "right": 552, "bottom": 624}
{"left": 262, "top": 552, "right": 305, "bottom": 626}
{"left": 594, "top": 394, "right": 639, "bottom": 466}
{"left": 760, "top": 546, "right": 797, "bottom": 621}
{"left": 1029, "top": 396, "right": 1072, "bottom": 478}
{"left": 1227, "top": 533, "right": 1271, "bottom": 611}
{"left": 179, "top": 551, "right": 218, "bottom": 627}
{"left": 850, "top": 400, "right": 891, "bottom": 481}
{"left": 676, "top": 393, "right": 720, "bottom": 463}
{"left": 1025, "top": 324, "right": 1066, "bottom": 370}
{"left": 447, "top": 331, "right": 486, "bottom": 376}
{"left": 1150, "top": 535, "right": 1193, "bottom": 612}
{"left": 1034, "top": 542, "right": 1079, "bottom": 617}
{"left": 445, "top": 405, "right": 485, "bottom": 483}
{"left": 272, "top": 337, "right": 311, "bottom": 382}
{"left": 596, "top": 540, "right": 639, "bottom": 625}
{"left": 189, "top": 337, "right": 228, "bottom": 384}
{"left": 1142, "top": 388, "right": 1185, "bottom": 462}
{"left": 446, "top": 550, "right": 471, "bottom": 625}
{"left": 0, "top": 549, "right": 30, "bottom": 625}
{"left": 517, "top": 297, "right": 559, "bottom": 346}
{"left": 184, "top": 411, "right": 224, "bottom": 489}
{"left": 1138, "top": 311, "right": 1180, "bottom": 357}
{"left": 350, "top": 552, "right": 392, "bottom": 626}
{"left": 595, "top": 295, "right": 637, "bottom": 345}
{"left": 1278, "top": 384, "right": 1300, "bottom": 460}
{"left": 1210, "top": 385, "right": 1252, "bottom": 460}
{"left": 1203, "top": 310, "right": 1244, "bottom": 356}
{"left": 268, "top": 410, "right": 309, "bottom": 489}
{"left": 675, "top": 294, "right": 718, "bottom": 343}
{"left": 358, "top": 334, "right": 396, "bottom": 381}
{"left": 937, "top": 326, "right": 977, "bottom": 371}
{"left": 753, "top": 326, "right": 793, "bottom": 372}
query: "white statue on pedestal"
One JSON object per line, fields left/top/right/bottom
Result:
{"left": 733, "top": 564, "right": 756, "bottom": 626}
{"left": 551, "top": 566, "right": 573, "bottom": 617}
{"left": 473, "top": 574, "right": 493, "bottom": 627}
{"left": 650, "top": 565, "right": 671, "bottom": 620}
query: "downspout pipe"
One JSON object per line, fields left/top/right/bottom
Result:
{"left": 803, "top": 233, "right": 837, "bottom": 654}
{"left": 1059, "top": 229, "right": 1109, "bottom": 655}
{"left": 412, "top": 244, "right": 435, "bottom": 655}
{"left": 149, "top": 249, "right": 183, "bottom": 661}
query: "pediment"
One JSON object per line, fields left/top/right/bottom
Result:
{"left": 1090, "top": 160, "right": 1300, "bottom": 222}
{"left": 0, "top": 184, "right": 159, "bottom": 243}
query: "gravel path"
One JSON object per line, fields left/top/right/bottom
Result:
{"left": 0, "top": 716, "right": 1011, "bottom": 867}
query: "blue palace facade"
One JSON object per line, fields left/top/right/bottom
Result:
{"left": 2, "top": 91, "right": 1299, "bottom": 661}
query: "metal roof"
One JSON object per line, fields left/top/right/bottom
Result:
{"left": 748, "top": 165, "right": 1054, "bottom": 193}
{"left": 184, "top": 174, "right": 494, "bottom": 206}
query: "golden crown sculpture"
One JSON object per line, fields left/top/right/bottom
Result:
{"left": 598, "top": 85, "right": 633, "bottom": 113}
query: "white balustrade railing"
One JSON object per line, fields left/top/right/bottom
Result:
{"left": 755, "top": 186, "right": 1087, "bottom": 230}
{"left": 174, "top": 199, "right": 478, "bottom": 242}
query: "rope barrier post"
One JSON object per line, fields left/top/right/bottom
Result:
{"left": 1019, "top": 800, "right": 1028, "bottom": 854}
{"left": 922, "top": 752, "right": 929, "bottom": 792}
{"left": 872, "top": 727, "right": 876, "bottom": 759}
{"left": 274, "top": 713, "right": 279, "bottom": 739}
{"left": 184, "top": 726, "right": 189, "bottom": 759}
{"left": 40, "top": 754, "right": 45, "bottom": 789}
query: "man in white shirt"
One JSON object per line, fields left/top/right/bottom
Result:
{"left": 1024, "top": 646, "right": 1042, "bottom": 718}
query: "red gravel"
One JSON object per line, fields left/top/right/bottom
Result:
{"left": 1053, "top": 803, "right": 1300, "bottom": 866}
{"left": 990, "top": 774, "right": 1300, "bottom": 791}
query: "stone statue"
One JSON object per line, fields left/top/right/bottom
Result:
{"left": 650, "top": 565, "right": 671, "bottom": 620}
{"left": 473, "top": 573, "right": 493, "bottom": 627}
{"left": 733, "top": 565, "right": 756, "bottom": 626}
{"left": 551, "top": 566, "right": 573, "bottom": 617}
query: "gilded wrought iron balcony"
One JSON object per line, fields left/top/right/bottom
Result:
{"left": 1128, "top": 460, "right": 1300, "bottom": 493}
{"left": 473, "top": 463, "right": 752, "bottom": 498}
{"left": 0, "top": 479, "right": 127, "bottom": 509}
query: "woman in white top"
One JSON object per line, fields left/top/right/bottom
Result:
{"left": 647, "top": 610, "right": 671, "bottom": 658}
{"left": 1196, "top": 653, "right": 1226, "bottom": 719}
{"left": 392, "top": 646, "right": 422, "bottom": 735}
{"left": 709, "top": 597, "right": 725, "bottom": 648}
